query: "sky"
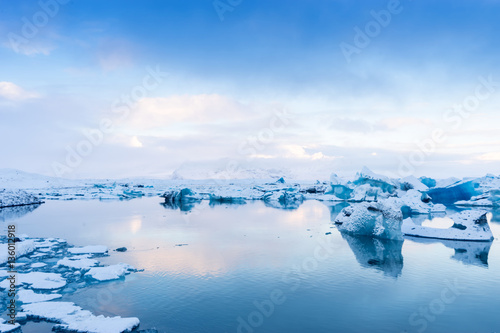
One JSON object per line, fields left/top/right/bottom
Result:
{"left": 1, "top": 0, "right": 500, "bottom": 180}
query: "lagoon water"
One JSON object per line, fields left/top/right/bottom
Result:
{"left": 4, "top": 197, "right": 500, "bottom": 333}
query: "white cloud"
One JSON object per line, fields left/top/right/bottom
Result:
{"left": 0, "top": 82, "right": 38, "bottom": 101}
{"left": 123, "top": 94, "right": 255, "bottom": 131}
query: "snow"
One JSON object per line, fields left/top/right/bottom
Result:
{"left": 402, "top": 210, "right": 494, "bottom": 241}
{"left": 17, "top": 289, "right": 62, "bottom": 303}
{"left": 0, "top": 189, "right": 43, "bottom": 208}
{"left": 334, "top": 198, "right": 404, "bottom": 240}
{"left": 0, "top": 319, "right": 20, "bottom": 333}
{"left": 85, "top": 263, "right": 135, "bottom": 281}
{"left": 22, "top": 301, "right": 140, "bottom": 333}
{"left": 68, "top": 245, "right": 108, "bottom": 255}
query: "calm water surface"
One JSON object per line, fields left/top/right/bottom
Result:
{"left": 3, "top": 197, "right": 500, "bottom": 333}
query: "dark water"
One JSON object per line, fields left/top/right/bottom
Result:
{"left": 2, "top": 198, "right": 500, "bottom": 333}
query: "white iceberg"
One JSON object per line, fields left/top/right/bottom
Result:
{"left": 334, "top": 198, "right": 404, "bottom": 240}
{"left": 398, "top": 189, "right": 446, "bottom": 214}
{"left": 0, "top": 189, "right": 43, "bottom": 208}
{"left": 402, "top": 210, "right": 494, "bottom": 241}
{"left": 22, "top": 301, "right": 140, "bottom": 333}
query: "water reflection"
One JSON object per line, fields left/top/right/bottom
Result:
{"left": 0, "top": 204, "right": 42, "bottom": 223}
{"left": 405, "top": 236, "right": 492, "bottom": 267}
{"left": 160, "top": 201, "right": 199, "bottom": 212}
{"left": 341, "top": 233, "right": 404, "bottom": 278}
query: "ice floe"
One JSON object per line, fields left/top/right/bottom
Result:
{"left": 402, "top": 210, "right": 494, "bottom": 241}
{"left": 0, "top": 318, "right": 20, "bottom": 332}
{"left": 22, "top": 301, "right": 140, "bottom": 333}
{"left": 17, "top": 288, "right": 62, "bottom": 303}
{"left": 85, "top": 263, "right": 136, "bottom": 281}
{"left": 68, "top": 245, "right": 108, "bottom": 255}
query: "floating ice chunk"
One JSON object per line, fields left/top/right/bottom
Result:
{"left": 85, "top": 263, "right": 135, "bottom": 281}
{"left": 0, "top": 272, "right": 66, "bottom": 290}
{"left": 0, "top": 189, "right": 43, "bottom": 208}
{"left": 161, "top": 188, "right": 203, "bottom": 203}
{"left": 0, "top": 318, "right": 20, "bottom": 332}
{"left": 0, "top": 239, "right": 36, "bottom": 265}
{"left": 334, "top": 198, "right": 403, "bottom": 240}
{"left": 17, "top": 289, "right": 62, "bottom": 303}
{"left": 31, "top": 263, "right": 47, "bottom": 268}
{"left": 263, "top": 190, "right": 304, "bottom": 210}
{"left": 69, "top": 245, "right": 108, "bottom": 255}
{"left": 19, "top": 272, "right": 67, "bottom": 290}
{"left": 402, "top": 210, "right": 494, "bottom": 241}
{"left": 57, "top": 257, "right": 99, "bottom": 269}
{"left": 22, "top": 301, "right": 140, "bottom": 333}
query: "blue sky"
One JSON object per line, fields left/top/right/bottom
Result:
{"left": 1, "top": 0, "right": 500, "bottom": 179}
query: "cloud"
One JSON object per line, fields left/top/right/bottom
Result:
{"left": 329, "top": 118, "right": 390, "bottom": 133}
{"left": 123, "top": 94, "right": 254, "bottom": 131}
{"left": 0, "top": 82, "right": 39, "bottom": 101}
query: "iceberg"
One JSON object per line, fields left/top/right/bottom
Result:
{"left": 353, "top": 167, "right": 397, "bottom": 194}
{"left": 263, "top": 189, "right": 304, "bottom": 210}
{"left": 334, "top": 198, "right": 404, "bottom": 240}
{"left": 399, "top": 175, "right": 428, "bottom": 191}
{"left": 398, "top": 189, "right": 446, "bottom": 215}
{"left": 0, "top": 189, "right": 43, "bottom": 208}
{"left": 402, "top": 210, "right": 494, "bottom": 241}
{"left": 161, "top": 188, "right": 203, "bottom": 204}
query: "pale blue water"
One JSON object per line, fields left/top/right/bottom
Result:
{"left": 3, "top": 198, "right": 500, "bottom": 333}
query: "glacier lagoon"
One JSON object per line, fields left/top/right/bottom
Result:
{"left": 2, "top": 197, "right": 500, "bottom": 333}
